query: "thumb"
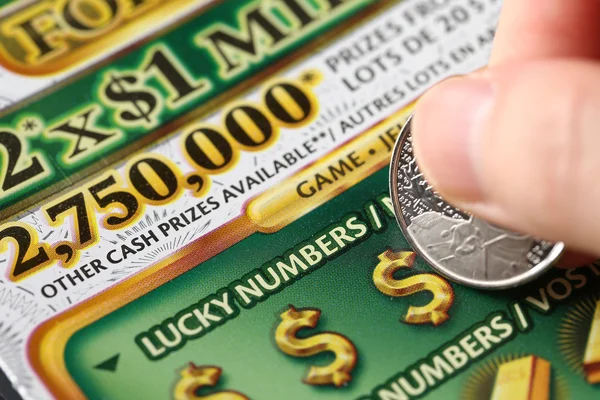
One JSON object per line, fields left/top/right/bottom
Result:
{"left": 412, "top": 60, "right": 600, "bottom": 257}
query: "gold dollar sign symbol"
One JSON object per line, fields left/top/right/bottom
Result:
{"left": 275, "top": 305, "right": 357, "bottom": 387}
{"left": 373, "top": 249, "right": 454, "bottom": 326}
{"left": 173, "top": 363, "right": 248, "bottom": 400}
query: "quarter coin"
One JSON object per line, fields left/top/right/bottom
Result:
{"left": 389, "top": 115, "right": 564, "bottom": 289}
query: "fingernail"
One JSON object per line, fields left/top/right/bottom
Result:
{"left": 413, "top": 76, "right": 494, "bottom": 202}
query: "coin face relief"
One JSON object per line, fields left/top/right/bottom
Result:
{"left": 389, "top": 116, "right": 564, "bottom": 290}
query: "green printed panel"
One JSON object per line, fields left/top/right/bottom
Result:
{"left": 64, "top": 169, "right": 600, "bottom": 399}
{"left": 0, "top": 0, "right": 375, "bottom": 212}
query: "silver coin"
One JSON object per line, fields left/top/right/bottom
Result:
{"left": 389, "top": 115, "right": 564, "bottom": 290}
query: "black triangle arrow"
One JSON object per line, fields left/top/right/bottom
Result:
{"left": 94, "top": 354, "right": 120, "bottom": 372}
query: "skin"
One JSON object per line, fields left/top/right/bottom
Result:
{"left": 412, "top": 0, "right": 600, "bottom": 266}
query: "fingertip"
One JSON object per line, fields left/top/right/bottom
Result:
{"left": 556, "top": 251, "right": 598, "bottom": 269}
{"left": 412, "top": 76, "right": 493, "bottom": 203}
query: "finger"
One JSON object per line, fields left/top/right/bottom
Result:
{"left": 412, "top": 60, "right": 600, "bottom": 257}
{"left": 556, "top": 251, "right": 597, "bottom": 269}
{"left": 490, "top": 0, "right": 600, "bottom": 64}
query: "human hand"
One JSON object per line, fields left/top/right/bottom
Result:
{"left": 412, "top": 0, "right": 600, "bottom": 266}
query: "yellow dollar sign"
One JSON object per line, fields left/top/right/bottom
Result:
{"left": 373, "top": 249, "right": 454, "bottom": 326}
{"left": 275, "top": 305, "right": 357, "bottom": 387}
{"left": 173, "top": 364, "right": 248, "bottom": 400}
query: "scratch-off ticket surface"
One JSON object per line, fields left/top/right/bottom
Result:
{"left": 0, "top": 1, "right": 598, "bottom": 400}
